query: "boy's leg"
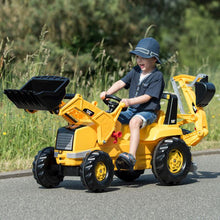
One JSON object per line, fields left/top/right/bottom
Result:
{"left": 129, "top": 111, "right": 157, "bottom": 157}
{"left": 115, "top": 109, "right": 139, "bottom": 169}
{"left": 116, "top": 111, "right": 157, "bottom": 170}
{"left": 129, "top": 116, "right": 143, "bottom": 158}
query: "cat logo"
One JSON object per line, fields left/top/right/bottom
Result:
{"left": 83, "top": 108, "right": 94, "bottom": 116}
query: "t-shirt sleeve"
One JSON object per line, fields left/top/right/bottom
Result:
{"left": 121, "top": 69, "right": 134, "bottom": 89}
{"left": 145, "top": 74, "right": 164, "bottom": 99}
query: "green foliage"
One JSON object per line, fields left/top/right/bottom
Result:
{"left": 1, "top": 0, "right": 219, "bottom": 75}
{"left": 0, "top": 0, "right": 201, "bottom": 75}
{"left": 178, "top": 3, "right": 220, "bottom": 71}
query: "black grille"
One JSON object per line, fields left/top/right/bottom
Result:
{"left": 55, "top": 127, "right": 75, "bottom": 151}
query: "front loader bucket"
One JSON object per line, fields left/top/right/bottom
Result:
{"left": 4, "top": 76, "right": 69, "bottom": 111}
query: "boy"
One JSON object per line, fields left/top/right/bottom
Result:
{"left": 100, "top": 37, "right": 165, "bottom": 170}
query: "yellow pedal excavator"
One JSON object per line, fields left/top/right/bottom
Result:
{"left": 4, "top": 74, "right": 215, "bottom": 192}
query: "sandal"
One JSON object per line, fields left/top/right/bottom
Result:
{"left": 116, "top": 152, "right": 136, "bottom": 170}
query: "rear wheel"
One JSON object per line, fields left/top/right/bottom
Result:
{"left": 80, "top": 150, "right": 114, "bottom": 192}
{"left": 114, "top": 170, "right": 144, "bottom": 182}
{"left": 33, "top": 147, "right": 63, "bottom": 188}
{"left": 152, "top": 137, "right": 191, "bottom": 185}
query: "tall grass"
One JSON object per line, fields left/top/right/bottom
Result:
{"left": 0, "top": 36, "right": 219, "bottom": 172}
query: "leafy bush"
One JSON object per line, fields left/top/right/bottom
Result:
{"left": 178, "top": 4, "right": 220, "bottom": 71}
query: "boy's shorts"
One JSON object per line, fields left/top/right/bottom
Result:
{"left": 118, "top": 107, "right": 157, "bottom": 128}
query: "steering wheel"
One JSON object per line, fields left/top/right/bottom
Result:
{"left": 103, "top": 94, "right": 126, "bottom": 113}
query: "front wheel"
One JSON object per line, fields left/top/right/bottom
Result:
{"left": 80, "top": 150, "right": 114, "bottom": 192}
{"left": 32, "top": 147, "right": 63, "bottom": 188}
{"left": 152, "top": 137, "right": 191, "bottom": 185}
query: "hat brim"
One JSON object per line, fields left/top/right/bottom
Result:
{"left": 130, "top": 50, "right": 161, "bottom": 64}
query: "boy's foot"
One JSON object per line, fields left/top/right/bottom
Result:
{"left": 116, "top": 152, "right": 136, "bottom": 170}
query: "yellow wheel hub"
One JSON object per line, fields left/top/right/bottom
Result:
{"left": 167, "top": 149, "right": 183, "bottom": 174}
{"left": 95, "top": 162, "right": 107, "bottom": 181}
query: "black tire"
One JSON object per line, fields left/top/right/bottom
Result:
{"left": 114, "top": 170, "right": 144, "bottom": 182}
{"left": 152, "top": 137, "right": 191, "bottom": 185}
{"left": 32, "top": 147, "right": 63, "bottom": 188}
{"left": 80, "top": 150, "right": 114, "bottom": 192}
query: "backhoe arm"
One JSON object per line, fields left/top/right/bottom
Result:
{"left": 172, "top": 74, "right": 215, "bottom": 146}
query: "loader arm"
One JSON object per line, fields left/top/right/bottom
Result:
{"left": 58, "top": 94, "right": 125, "bottom": 145}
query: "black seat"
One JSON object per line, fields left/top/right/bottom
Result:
{"left": 162, "top": 93, "right": 178, "bottom": 125}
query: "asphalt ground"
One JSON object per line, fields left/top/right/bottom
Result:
{"left": 0, "top": 152, "right": 220, "bottom": 220}
{"left": 0, "top": 149, "right": 220, "bottom": 179}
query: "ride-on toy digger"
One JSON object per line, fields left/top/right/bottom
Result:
{"left": 4, "top": 74, "right": 215, "bottom": 192}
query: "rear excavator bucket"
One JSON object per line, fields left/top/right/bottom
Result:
{"left": 195, "top": 77, "right": 215, "bottom": 107}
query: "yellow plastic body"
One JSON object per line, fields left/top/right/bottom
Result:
{"left": 54, "top": 75, "right": 209, "bottom": 170}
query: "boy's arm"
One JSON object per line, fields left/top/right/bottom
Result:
{"left": 100, "top": 80, "right": 126, "bottom": 99}
{"left": 121, "top": 94, "right": 152, "bottom": 107}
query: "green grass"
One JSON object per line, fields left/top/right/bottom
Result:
{"left": 193, "top": 140, "right": 220, "bottom": 151}
{"left": 0, "top": 98, "right": 63, "bottom": 160}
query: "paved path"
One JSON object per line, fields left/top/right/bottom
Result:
{"left": 0, "top": 154, "right": 220, "bottom": 220}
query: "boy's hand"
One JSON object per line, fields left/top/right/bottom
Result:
{"left": 120, "top": 98, "right": 130, "bottom": 107}
{"left": 100, "top": 91, "right": 107, "bottom": 100}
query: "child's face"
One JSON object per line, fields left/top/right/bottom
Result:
{"left": 136, "top": 55, "right": 156, "bottom": 73}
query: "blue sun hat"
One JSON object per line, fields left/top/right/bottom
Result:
{"left": 130, "top": 37, "right": 161, "bottom": 64}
